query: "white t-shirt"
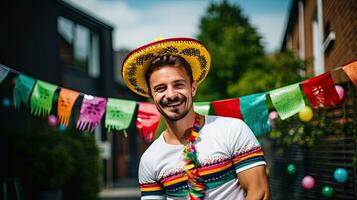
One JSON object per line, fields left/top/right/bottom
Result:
{"left": 139, "top": 115, "right": 266, "bottom": 200}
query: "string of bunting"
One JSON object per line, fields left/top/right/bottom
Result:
{"left": 0, "top": 60, "right": 356, "bottom": 142}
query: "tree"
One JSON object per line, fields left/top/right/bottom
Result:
{"left": 228, "top": 51, "right": 306, "bottom": 96}
{"left": 196, "top": 0, "right": 265, "bottom": 100}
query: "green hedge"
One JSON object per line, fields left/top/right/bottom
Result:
{"left": 2, "top": 120, "right": 101, "bottom": 200}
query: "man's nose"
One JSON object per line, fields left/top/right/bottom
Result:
{"left": 166, "top": 86, "right": 177, "bottom": 100}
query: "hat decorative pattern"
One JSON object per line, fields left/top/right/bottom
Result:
{"left": 122, "top": 38, "right": 211, "bottom": 97}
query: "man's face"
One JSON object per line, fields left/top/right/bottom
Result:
{"left": 148, "top": 65, "right": 197, "bottom": 121}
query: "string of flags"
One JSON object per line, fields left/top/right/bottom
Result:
{"left": 0, "top": 60, "right": 356, "bottom": 142}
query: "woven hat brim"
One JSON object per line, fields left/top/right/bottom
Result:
{"left": 121, "top": 38, "right": 211, "bottom": 97}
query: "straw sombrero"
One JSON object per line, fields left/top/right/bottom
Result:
{"left": 121, "top": 38, "right": 211, "bottom": 97}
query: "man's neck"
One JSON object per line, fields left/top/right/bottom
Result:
{"left": 164, "top": 110, "right": 200, "bottom": 145}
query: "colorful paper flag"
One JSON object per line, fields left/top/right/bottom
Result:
{"left": 193, "top": 102, "right": 211, "bottom": 115}
{"left": 154, "top": 117, "right": 166, "bottom": 140}
{"left": 105, "top": 98, "right": 137, "bottom": 132}
{"left": 342, "top": 60, "right": 357, "bottom": 86}
{"left": 0, "top": 64, "right": 10, "bottom": 84}
{"left": 240, "top": 93, "right": 270, "bottom": 136}
{"left": 212, "top": 98, "right": 243, "bottom": 119}
{"left": 30, "top": 80, "right": 58, "bottom": 116}
{"left": 301, "top": 72, "right": 340, "bottom": 108}
{"left": 76, "top": 95, "right": 107, "bottom": 132}
{"left": 269, "top": 84, "right": 305, "bottom": 120}
{"left": 136, "top": 102, "right": 161, "bottom": 143}
{"left": 13, "top": 74, "right": 36, "bottom": 109}
{"left": 57, "top": 88, "right": 80, "bottom": 126}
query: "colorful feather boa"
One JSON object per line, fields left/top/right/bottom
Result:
{"left": 183, "top": 114, "right": 206, "bottom": 199}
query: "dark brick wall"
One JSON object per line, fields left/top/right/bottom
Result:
{"left": 323, "top": 0, "right": 357, "bottom": 70}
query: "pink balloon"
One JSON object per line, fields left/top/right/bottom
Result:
{"left": 269, "top": 111, "right": 278, "bottom": 120}
{"left": 335, "top": 85, "right": 345, "bottom": 101}
{"left": 302, "top": 175, "right": 315, "bottom": 189}
{"left": 48, "top": 115, "right": 58, "bottom": 126}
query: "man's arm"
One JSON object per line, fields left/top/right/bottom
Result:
{"left": 238, "top": 165, "right": 270, "bottom": 200}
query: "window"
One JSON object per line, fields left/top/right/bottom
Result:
{"left": 312, "top": 12, "right": 324, "bottom": 75}
{"left": 58, "top": 16, "right": 100, "bottom": 77}
{"left": 74, "top": 24, "right": 90, "bottom": 72}
{"left": 89, "top": 33, "right": 100, "bottom": 77}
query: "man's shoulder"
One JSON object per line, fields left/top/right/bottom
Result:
{"left": 140, "top": 134, "right": 164, "bottom": 162}
{"left": 205, "top": 115, "right": 246, "bottom": 128}
{"left": 202, "top": 115, "right": 249, "bottom": 140}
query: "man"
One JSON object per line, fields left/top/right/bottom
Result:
{"left": 121, "top": 38, "right": 270, "bottom": 200}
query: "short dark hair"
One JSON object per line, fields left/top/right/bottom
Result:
{"left": 145, "top": 55, "right": 193, "bottom": 94}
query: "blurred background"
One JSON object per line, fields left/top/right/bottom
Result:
{"left": 0, "top": 0, "right": 356, "bottom": 199}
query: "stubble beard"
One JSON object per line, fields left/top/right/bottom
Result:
{"left": 156, "top": 96, "right": 192, "bottom": 122}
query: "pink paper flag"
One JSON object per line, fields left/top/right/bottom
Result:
{"left": 76, "top": 95, "right": 108, "bottom": 132}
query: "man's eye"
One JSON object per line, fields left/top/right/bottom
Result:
{"left": 175, "top": 83, "right": 184, "bottom": 88}
{"left": 155, "top": 87, "right": 165, "bottom": 92}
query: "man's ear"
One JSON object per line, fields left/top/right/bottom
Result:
{"left": 191, "top": 81, "right": 198, "bottom": 97}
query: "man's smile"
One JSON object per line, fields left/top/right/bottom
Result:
{"left": 165, "top": 100, "right": 184, "bottom": 107}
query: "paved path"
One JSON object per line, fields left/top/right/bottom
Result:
{"left": 99, "top": 187, "right": 140, "bottom": 200}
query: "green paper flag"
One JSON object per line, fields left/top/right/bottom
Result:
{"left": 105, "top": 98, "right": 137, "bottom": 131}
{"left": 193, "top": 102, "right": 211, "bottom": 115}
{"left": 30, "top": 80, "right": 58, "bottom": 117}
{"left": 0, "top": 64, "right": 10, "bottom": 84}
{"left": 240, "top": 93, "right": 270, "bottom": 136}
{"left": 269, "top": 84, "right": 305, "bottom": 120}
{"left": 13, "top": 74, "right": 36, "bottom": 109}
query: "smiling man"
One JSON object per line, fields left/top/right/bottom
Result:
{"left": 121, "top": 38, "right": 270, "bottom": 200}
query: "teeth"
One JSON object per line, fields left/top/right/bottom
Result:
{"left": 167, "top": 101, "right": 182, "bottom": 107}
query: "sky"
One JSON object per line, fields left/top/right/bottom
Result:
{"left": 64, "top": 0, "right": 292, "bottom": 53}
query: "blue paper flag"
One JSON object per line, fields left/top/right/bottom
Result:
{"left": 240, "top": 93, "right": 270, "bottom": 136}
{"left": 13, "top": 74, "right": 36, "bottom": 109}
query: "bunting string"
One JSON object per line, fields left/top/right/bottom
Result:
{"left": 0, "top": 59, "right": 356, "bottom": 138}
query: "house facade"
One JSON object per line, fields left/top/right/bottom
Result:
{"left": 281, "top": 0, "right": 356, "bottom": 75}
{"left": 0, "top": 0, "right": 117, "bottom": 189}
{"left": 273, "top": 1, "right": 357, "bottom": 199}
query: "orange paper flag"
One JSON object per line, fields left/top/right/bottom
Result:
{"left": 57, "top": 88, "right": 80, "bottom": 126}
{"left": 342, "top": 60, "right": 357, "bottom": 86}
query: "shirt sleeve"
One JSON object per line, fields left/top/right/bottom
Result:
{"left": 228, "top": 119, "right": 266, "bottom": 174}
{"left": 138, "top": 156, "right": 165, "bottom": 200}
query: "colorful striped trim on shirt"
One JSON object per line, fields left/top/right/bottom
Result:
{"left": 162, "top": 172, "right": 188, "bottom": 191}
{"left": 155, "top": 157, "right": 237, "bottom": 197}
{"left": 140, "top": 182, "right": 164, "bottom": 197}
{"left": 232, "top": 146, "right": 265, "bottom": 171}
{"left": 140, "top": 147, "right": 265, "bottom": 198}
{"left": 200, "top": 159, "right": 235, "bottom": 181}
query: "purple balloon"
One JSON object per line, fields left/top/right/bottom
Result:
{"left": 48, "top": 115, "right": 58, "bottom": 126}
{"left": 335, "top": 85, "right": 345, "bottom": 101}
{"left": 302, "top": 175, "right": 315, "bottom": 190}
